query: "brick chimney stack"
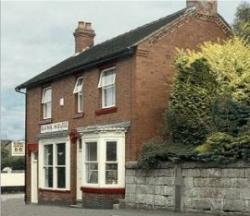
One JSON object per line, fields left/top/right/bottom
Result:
{"left": 187, "top": 0, "right": 217, "bottom": 16}
{"left": 73, "top": 21, "right": 95, "bottom": 53}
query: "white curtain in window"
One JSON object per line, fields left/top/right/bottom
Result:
{"left": 42, "top": 88, "right": 52, "bottom": 104}
{"left": 98, "top": 68, "right": 116, "bottom": 88}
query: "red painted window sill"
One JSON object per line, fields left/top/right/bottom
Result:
{"left": 95, "top": 107, "right": 117, "bottom": 116}
{"left": 81, "top": 187, "right": 125, "bottom": 194}
{"left": 72, "top": 112, "right": 85, "bottom": 119}
{"left": 38, "top": 188, "right": 71, "bottom": 193}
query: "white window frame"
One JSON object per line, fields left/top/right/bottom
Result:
{"left": 39, "top": 137, "right": 70, "bottom": 191}
{"left": 42, "top": 87, "right": 52, "bottom": 119}
{"left": 98, "top": 67, "right": 116, "bottom": 109}
{"left": 82, "top": 132, "right": 125, "bottom": 188}
{"left": 73, "top": 77, "right": 84, "bottom": 113}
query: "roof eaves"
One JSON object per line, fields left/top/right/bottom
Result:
{"left": 15, "top": 46, "right": 135, "bottom": 90}
{"left": 132, "top": 7, "right": 196, "bottom": 47}
{"left": 216, "top": 13, "right": 233, "bottom": 34}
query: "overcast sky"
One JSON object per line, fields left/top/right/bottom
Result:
{"left": 1, "top": 0, "right": 249, "bottom": 140}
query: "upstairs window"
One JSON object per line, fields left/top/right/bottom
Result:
{"left": 42, "top": 87, "right": 52, "bottom": 119}
{"left": 98, "top": 68, "right": 116, "bottom": 108}
{"left": 73, "top": 77, "right": 84, "bottom": 113}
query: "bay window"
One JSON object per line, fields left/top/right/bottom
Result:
{"left": 73, "top": 77, "right": 84, "bottom": 113}
{"left": 39, "top": 139, "right": 70, "bottom": 190}
{"left": 82, "top": 132, "right": 125, "bottom": 188}
{"left": 98, "top": 68, "right": 116, "bottom": 108}
{"left": 42, "top": 87, "right": 52, "bottom": 119}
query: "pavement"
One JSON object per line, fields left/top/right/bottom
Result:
{"left": 1, "top": 194, "right": 211, "bottom": 216}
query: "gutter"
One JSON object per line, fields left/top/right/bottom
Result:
{"left": 16, "top": 47, "right": 135, "bottom": 91}
{"left": 15, "top": 88, "right": 27, "bottom": 204}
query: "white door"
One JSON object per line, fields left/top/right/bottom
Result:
{"left": 76, "top": 139, "right": 82, "bottom": 200}
{"left": 31, "top": 152, "right": 38, "bottom": 203}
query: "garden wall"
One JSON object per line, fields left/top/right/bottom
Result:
{"left": 124, "top": 161, "right": 250, "bottom": 215}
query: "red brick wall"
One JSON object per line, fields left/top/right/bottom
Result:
{"left": 132, "top": 14, "right": 229, "bottom": 159}
{"left": 26, "top": 57, "right": 135, "bottom": 204}
{"left": 38, "top": 189, "right": 73, "bottom": 205}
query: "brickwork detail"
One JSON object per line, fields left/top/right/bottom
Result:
{"left": 82, "top": 192, "right": 124, "bottom": 209}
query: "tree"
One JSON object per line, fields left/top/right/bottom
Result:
{"left": 233, "top": 2, "right": 250, "bottom": 43}
{"left": 1, "top": 144, "right": 25, "bottom": 170}
{"left": 164, "top": 58, "right": 218, "bottom": 146}
{"left": 166, "top": 37, "right": 250, "bottom": 144}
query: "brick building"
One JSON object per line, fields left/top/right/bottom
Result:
{"left": 16, "top": 0, "right": 231, "bottom": 208}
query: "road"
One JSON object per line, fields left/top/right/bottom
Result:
{"left": 1, "top": 194, "right": 211, "bottom": 216}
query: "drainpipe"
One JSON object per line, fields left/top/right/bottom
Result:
{"left": 15, "top": 87, "right": 27, "bottom": 204}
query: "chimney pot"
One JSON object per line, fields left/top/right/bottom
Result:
{"left": 73, "top": 21, "right": 95, "bottom": 53}
{"left": 187, "top": 0, "right": 217, "bottom": 16}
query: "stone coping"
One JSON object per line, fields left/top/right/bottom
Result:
{"left": 126, "top": 161, "right": 250, "bottom": 169}
{"left": 77, "top": 121, "right": 130, "bottom": 134}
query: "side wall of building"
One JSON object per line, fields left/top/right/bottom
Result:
{"left": 132, "top": 14, "right": 230, "bottom": 159}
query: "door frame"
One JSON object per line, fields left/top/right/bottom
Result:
{"left": 31, "top": 152, "right": 38, "bottom": 203}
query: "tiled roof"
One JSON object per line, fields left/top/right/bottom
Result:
{"left": 16, "top": 8, "right": 189, "bottom": 90}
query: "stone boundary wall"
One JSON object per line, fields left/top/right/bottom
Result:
{"left": 124, "top": 161, "right": 250, "bottom": 215}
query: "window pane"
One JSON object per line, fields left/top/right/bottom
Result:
{"left": 57, "top": 143, "right": 65, "bottom": 165}
{"left": 47, "top": 102, "right": 52, "bottom": 118}
{"left": 86, "top": 142, "right": 97, "bottom": 161}
{"left": 74, "top": 78, "right": 83, "bottom": 94}
{"left": 78, "top": 92, "right": 83, "bottom": 112}
{"left": 77, "top": 78, "right": 83, "bottom": 87}
{"left": 106, "top": 142, "right": 117, "bottom": 161}
{"left": 45, "top": 167, "right": 53, "bottom": 187}
{"left": 43, "top": 104, "right": 47, "bottom": 119}
{"left": 86, "top": 163, "right": 98, "bottom": 184}
{"left": 104, "top": 86, "right": 115, "bottom": 107}
{"left": 57, "top": 167, "right": 66, "bottom": 188}
{"left": 43, "top": 102, "right": 51, "bottom": 119}
{"left": 44, "top": 145, "right": 53, "bottom": 165}
{"left": 102, "top": 70, "right": 115, "bottom": 86}
{"left": 42, "top": 88, "right": 52, "bottom": 103}
{"left": 105, "top": 163, "right": 118, "bottom": 184}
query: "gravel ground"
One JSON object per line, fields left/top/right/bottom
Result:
{"left": 1, "top": 194, "right": 211, "bottom": 216}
